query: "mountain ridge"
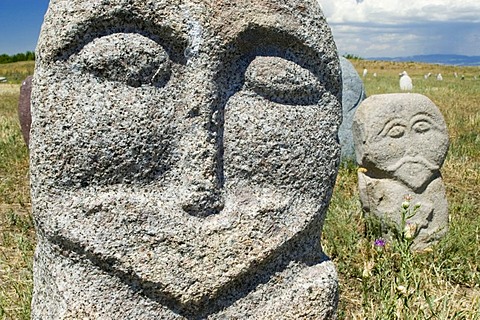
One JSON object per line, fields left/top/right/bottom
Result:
{"left": 366, "top": 54, "right": 480, "bottom": 66}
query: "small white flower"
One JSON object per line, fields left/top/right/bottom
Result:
{"left": 362, "top": 260, "right": 375, "bottom": 278}
{"left": 397, "top": 285, "right": 408, "bottom": 295}
{"left": 404, "top": 222, "right": 417, "bottom": 240}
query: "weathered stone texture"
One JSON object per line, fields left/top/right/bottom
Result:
{"left": 353, "top": 93, "right": 449, "bottom": 249}
{"left": 31, "top": 0, "right": 342, "bottom": 318}
{"left": 338, "top": 57, "right": 366, "bottom": 162}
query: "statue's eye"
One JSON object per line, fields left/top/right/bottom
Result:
{"left": 71, "top": 33, "right": 171, "bottom": 88}
{"left": 387, "top": 125, "right": 406, "bottom": 138}
{"left": 244, "top": 56, "right": 324, "bottom": 105}
{"left": 412, "top": 119, "right": 432, "bottom": 133}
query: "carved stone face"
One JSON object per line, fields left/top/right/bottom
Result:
{"left": 353, "top": 93, "right": 449, "bottom": 191}
{"left": 31, "top": 0, "right": 341, "bottom": 311}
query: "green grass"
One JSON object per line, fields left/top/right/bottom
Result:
{"left": 0, "top": 60, "right": 479, "bottom": 319}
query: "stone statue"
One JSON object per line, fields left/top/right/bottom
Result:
{"left": 338, "top": 57, "right": 366, "bottom": 162}
{"left": 353, "top": 93, "right": 449, "bottom": 249}
{"left": 30, "top": 0, "right": 342, "bottom": 318}
{"left": 18, "top": 75, "right": 33, "bottom": 147}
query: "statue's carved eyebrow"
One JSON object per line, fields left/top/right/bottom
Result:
{"left": 52, "top": 14, "right": 188, "bottom": 64}
{"left": 379, "top": 118, "right": 408, "bottom": 137}
{"left": 223, "top": 24, "right": 339, "bottom": 95}
{"left": 409, "top": 113, "right": 442, "bottom": 131}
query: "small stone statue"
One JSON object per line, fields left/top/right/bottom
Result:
{"left": 18, "top": 75, "right": 32, "bottom": 147}
{"left": 338, "top": 57, "right": 366, "bottom": 162}
{"left": 353, "top": 93, "right": 449, "bottom": 249}
{"left": 30, "top": 0, "right": 342, "bottom": 318}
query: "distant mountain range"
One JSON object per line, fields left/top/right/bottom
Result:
{"left": 366, "top": 54, "right": 480, "bottom": 66}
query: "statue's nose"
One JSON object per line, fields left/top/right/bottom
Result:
{"left": 179, "top": 131, "right": 225, "bottom": 217}
{"left": 404, "top": 132, "right": 422, "bottom": 157}
{"left": 177, "top": 77, "right": 225, "bottom": 217}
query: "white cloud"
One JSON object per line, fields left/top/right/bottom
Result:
{"left": 319, "top": 0, "right": 480, "bottom": 24}
{"left": 318, "top": 0, "right": 480, "bottom": 57}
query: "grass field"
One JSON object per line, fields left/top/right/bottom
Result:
{"left": 0, "top": 60, "right": 479, "bottom": 319}
{"left": 323, "top": 59, "right": 480, "bottom": 319}
{"left": 0, "top": 62, "right": 34, "bottom": 85}
{"left": 0, "top": 62, "right": 33, "bottom": 319}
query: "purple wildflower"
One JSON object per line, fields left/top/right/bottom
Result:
{"left": 374, "top": 238, "right": 386, "bottom": 247}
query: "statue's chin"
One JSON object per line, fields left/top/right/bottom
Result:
{"left": 392, "top": 162, "right": 435, "bottom": 192}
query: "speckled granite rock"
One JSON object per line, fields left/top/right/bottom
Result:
{"left": 338, "top": 57, "right": 366, "bottom": 162}
{"left": 30, "top": 0, "right": 342, "bottom": 318}
{"left": 18, "top": 75, "right": 33, "bottom": 147}
{"left": 353, "top": 93, "right": 449, "bottom": 249}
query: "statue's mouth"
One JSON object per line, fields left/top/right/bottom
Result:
{"left": 387, "top": 157, "right": 438, "bottom": 191}
{"left": 386, "top": 156, "right": 439, "bottom": 173}
{"left": 37, "top": 184, "right": 322, "bottom": 315}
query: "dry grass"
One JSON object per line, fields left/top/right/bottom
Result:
{"left": 0, "top": 79, "right": 33, "bottom": 319}
{"left": 0, "top": 62, "right": 35, "bottom": 84}
{"left": 0, "top": 85, "right": 30, "bottom": 205}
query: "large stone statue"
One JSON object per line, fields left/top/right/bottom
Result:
{"left": 30, "top": 0, "right": 342, "bottom": 318}
{"left": 353, "top": 93, "right": 449, "bottom": 249}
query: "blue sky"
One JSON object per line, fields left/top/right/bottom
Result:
{"left": 0, "top": 0, "right": 479, "bottom": 58}
{"left": 0, "top": 0, "right": 49, "bottom": 55}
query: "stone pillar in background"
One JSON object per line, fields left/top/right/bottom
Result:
{"left": 338, "top": 57, "right": 366, "bottom": 162}
{"left": 353, "top": 93, "right": 449, "bottom": 249}
{"left": 30, "top": 0, "right": 342, "bottom": 318}
{"left": 18, "top": 75, "right": 32, "bottom": 147}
